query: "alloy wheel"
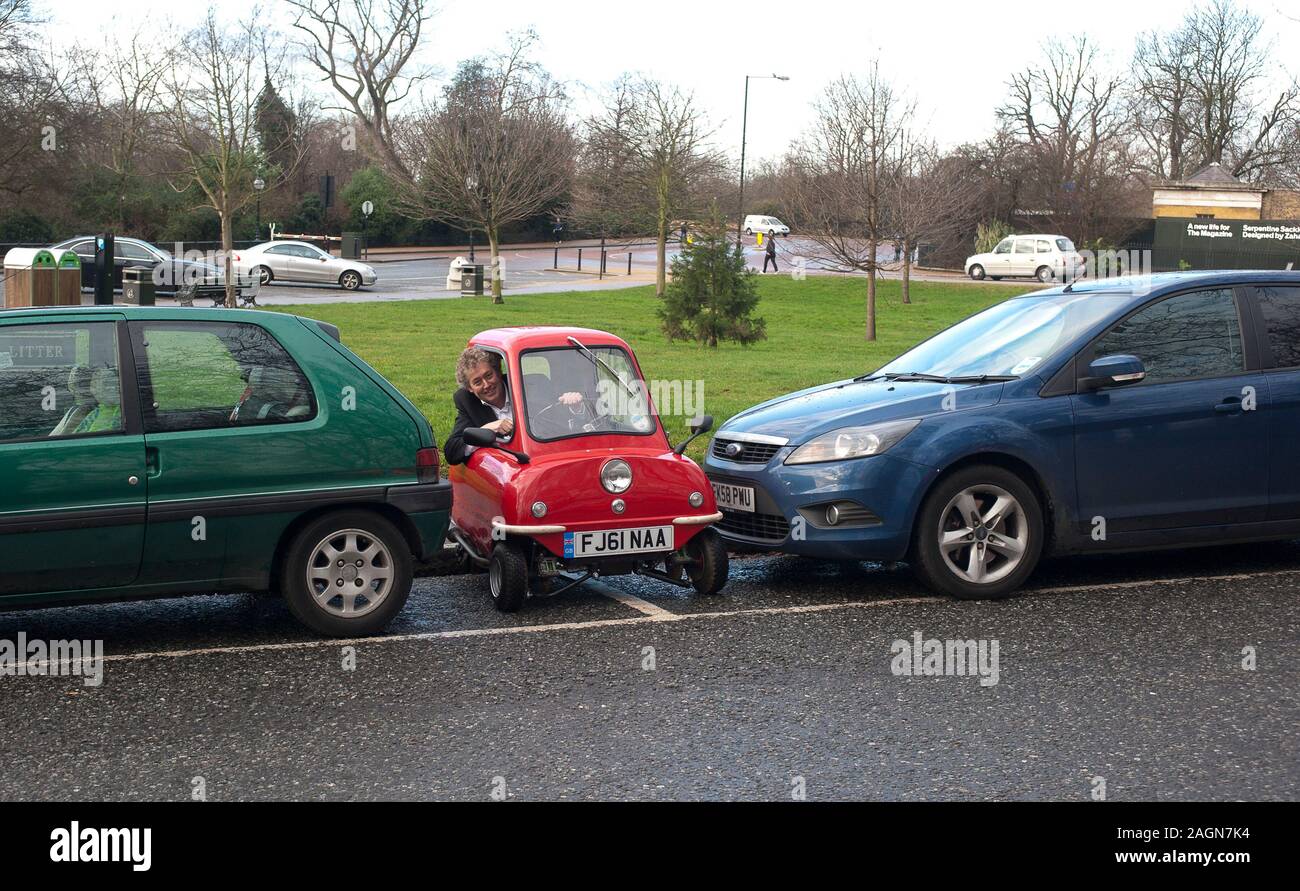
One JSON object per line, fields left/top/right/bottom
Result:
{"left": 936, "top": 484, "right": 1029, "bottom": 585}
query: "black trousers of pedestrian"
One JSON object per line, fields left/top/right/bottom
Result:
{"left": 763, "top": 254, "right": 778, "bottom": 272}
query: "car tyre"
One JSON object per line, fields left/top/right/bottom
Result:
{"left": 279, "top": 510, "right": 413, "bottom": 636}
{"left": 489, "top": 539, "right": 529, "bottom": 612}
{"left": 256, "top": 265, "right": 273, "bottom": 286}
{"left": 990, "top": 275, "right": 1002, "bottom": 281}
{"left": 1036, "top": 265, "right": 1055, "bottom": 283}
{"left": 339, "top": 270, "right": 362, "bottom": 290}
{"left": 968, "top": 264, "right": 985, "bottom": 281}
{"left": 910, "top": 465, "right": 1043, "bottom": 600}
{"left": 685, "top": 527, "right": 729, "bottom": 595}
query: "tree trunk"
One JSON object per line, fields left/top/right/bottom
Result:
{"left": 901, "top": 236, "right": 912, "bottom": 305}
{"left": 866, "top": 237, "right": 878, "bottom": 341}
{"left": 655, "top": 225, "right": 667, "bottom": 298}
{"left": 221, "top": 205, "right": 236, "bottom": 308}
{"left": 489, "top": 227, "right": 503, "bottom": 304}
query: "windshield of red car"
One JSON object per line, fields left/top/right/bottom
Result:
{"left": 520, "top": 346, "right": 657, "bottom": 441}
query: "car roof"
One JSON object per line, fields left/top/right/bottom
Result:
{"left": 0, "top": 304, "right": 310, "bottom": 325}
{"left": 252, "top": 240, "right": 320, "bottom": 250}
{"left": 469, "top": 326, "right": 633, "bottom": 352}
{"left": 51, "top": 236, "right": 150, "bottom": 247}
{"left": 1022, "top": 269, "right": 1300, "bottom": 303}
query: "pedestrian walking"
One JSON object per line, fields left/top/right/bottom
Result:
{"left": 762, "top": 232, "right": 779, "bottom": 273}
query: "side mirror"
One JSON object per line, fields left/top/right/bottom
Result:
{"left": 1081, "top": 354, "right": 1146, "bottom": 390}
{"left": 464, "top": 427, "right": 497, "bottom": 447}
{"left": 673, "top": 415, "right": 714, "bottom": 456}
{"left": 464, "top": 426, "right": 530, "bottom": 463}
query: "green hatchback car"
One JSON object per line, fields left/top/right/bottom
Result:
{"left": 0, "top": 305, "right": 450, "bottom": 636}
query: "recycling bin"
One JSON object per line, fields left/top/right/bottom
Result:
{"left": 4, "top": 248, "right": 58, "bottom": 308}
{"left": 55, "top": 250, "right": 83, "bottom": 305}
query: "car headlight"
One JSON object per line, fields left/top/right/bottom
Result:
{"left": 784, "top": 419, "right": 920, "bottom": 465}
{"left": 601, "top": 458, "right": 633, "bottom": 493}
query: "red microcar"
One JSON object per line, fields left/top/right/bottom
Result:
{"left": 447, "top": 327, "right": 728, "bottom": 611}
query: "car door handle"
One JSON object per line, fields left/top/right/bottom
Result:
{"left": 145, "top": 446, "right": 162, "bottom": 478}
{"left": 1215, "top": 398, "right": 1243, "bottom": 414}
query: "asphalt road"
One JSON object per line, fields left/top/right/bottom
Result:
{"left": 2, "top": 237, "right": 1023, "bottom": 309}
{"left": 1, "top": 542, "right": 1296, "bottom": 801}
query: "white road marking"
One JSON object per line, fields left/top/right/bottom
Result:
{"left": 592, "top": 585, "right": 677, "bottom": 618}
{"left": 13, "top": 596, "right": 931, "bottom": 672}
{"left": 1026, "top": 567, "right": 1300, "bottom": 596}
{"left": 10, "top": 566, "right": 1298, "bottom": 672}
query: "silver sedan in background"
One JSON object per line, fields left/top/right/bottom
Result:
{"left": 233, "top": 240, "right": 378, "bottom": 291}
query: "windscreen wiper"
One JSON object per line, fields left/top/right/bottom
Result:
{"left": 854, "top": 371, "right": 1017, "bottom": 384}
{"left": 567, "top": 336, "right": 637, "bottom": 397}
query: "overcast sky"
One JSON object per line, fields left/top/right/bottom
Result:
{"left": 41, "top": 0, "right": 1300, "bottom": 165}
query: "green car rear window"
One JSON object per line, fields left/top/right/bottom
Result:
{"left": 135, "top": 321, "right": 317, "bottom": 433}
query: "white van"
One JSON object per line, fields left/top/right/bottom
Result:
{"left": 743, "top": 215, "right": 790, "bottom": 237}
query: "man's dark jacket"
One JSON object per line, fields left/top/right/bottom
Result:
{"left": 444, "top": 388, "right": 504, "bottom": 465}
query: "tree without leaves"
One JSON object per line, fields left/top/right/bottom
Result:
{"left": 569, "top": 76, "right": 657, "bottom": 240}
{"left": 163, "top": 9, "right": 305, "bottom": 306}
{"left": 287, "top": 0, "right": 432, "bottom": 181}
{"left": 781, "top": 66, "right": 911, "bottom": 341}
{"left": 392, "top": 32, "right": 575, "bottom": 303}
{"left": 1130, "top": 0, "right": 1300, "bottom": 183}
{"left": 0, "top": 0, "right": 70, "bottom": 199}
{"left": 58, "top": 26, "right": 175, "bottom": 231}
{"left": 997, "top": 36, "right": 1142, "bottom": 243}
{"left": 572, "top": 76, "right": 723, "bottom": 296}
{"left": 884, "top": 136, "right": 983, "bottom": 303}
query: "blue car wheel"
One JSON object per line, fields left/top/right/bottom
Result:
{"left": 911, "top": 465, "right": 1044, "bottom": 599}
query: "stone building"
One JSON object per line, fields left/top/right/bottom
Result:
{"left": 1152, "top": 162, "right": 1300, "bottom": 221}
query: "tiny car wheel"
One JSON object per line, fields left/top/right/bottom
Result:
{"left": 255, "top": 265, "right": 273, "bottom": 285}
{"left": 339, "top": 270, "right": 363, "bottom": 290}
{"left": 1036, "top": 265, "right": 1055, "bottom": 283}
{"left": 989, "top": 275, "right": 1002, "bottom": 281}
{"left": 279, "top": 510, "right": 413, "bottom": 636}
{"left": 910, "top": 465, "right": 1043, "bottom": 600}
{"left": 968, "top": 264, "right": 985, "bottom": 281}
{"left": 744, "top": 228, "right": 752, "bottom": 236}
{"left": 489, "top": 539, "right": 529, "bottom": 612}
{"left": 685, "top": 527, "right": 729, "bottom": 595}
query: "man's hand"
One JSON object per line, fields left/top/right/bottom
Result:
{"left": 484, "top": 418, "right": 513, "bottom": 436}
{"left": 558, "top": 392, "right": 584, "bottom": 406}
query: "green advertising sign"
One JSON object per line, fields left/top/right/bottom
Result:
{"left": 1153, "top": 218, "right": 1300, "bottom": 271}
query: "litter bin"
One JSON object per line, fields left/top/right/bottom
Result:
{"left": 55, "top": 250, "right": 83, "bottom": 305}
{"left": 341, "top": 232, "right": 362, "bottom": 260}
{"left": 4, "top": 248, "right": 58, "bottom": 308}
{"left": 122, "top": 266, "right": 156, "bottom": 306}
{"left": 460, "top": 263, "right": 485, "bottom": 296}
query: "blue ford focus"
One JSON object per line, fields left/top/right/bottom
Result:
{"left": 704, "top": 271, "right": 1300, "bottom": 599}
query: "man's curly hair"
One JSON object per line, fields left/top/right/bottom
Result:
{"left": 455, "top": 347, "right": 503, "bottom": 389}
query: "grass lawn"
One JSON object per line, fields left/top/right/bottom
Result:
{"left": 265, "top": 275, "right": 1028, "bottom": 465}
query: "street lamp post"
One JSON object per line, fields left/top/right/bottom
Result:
{"left": 737, "top": 74, "right": 789, "bottom": 244}
{"left": 253, "top": 177, "right": 266, "bottom": 241}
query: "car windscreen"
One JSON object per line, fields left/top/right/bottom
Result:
{"left": 1056, "top": 238, "right": 1074, "bottom": 252}
{"left": 520, "top": 346, "right": 657, "bottom": 441}
{"left": 876, "top": 292, "right": 1131, "bottom": 379}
